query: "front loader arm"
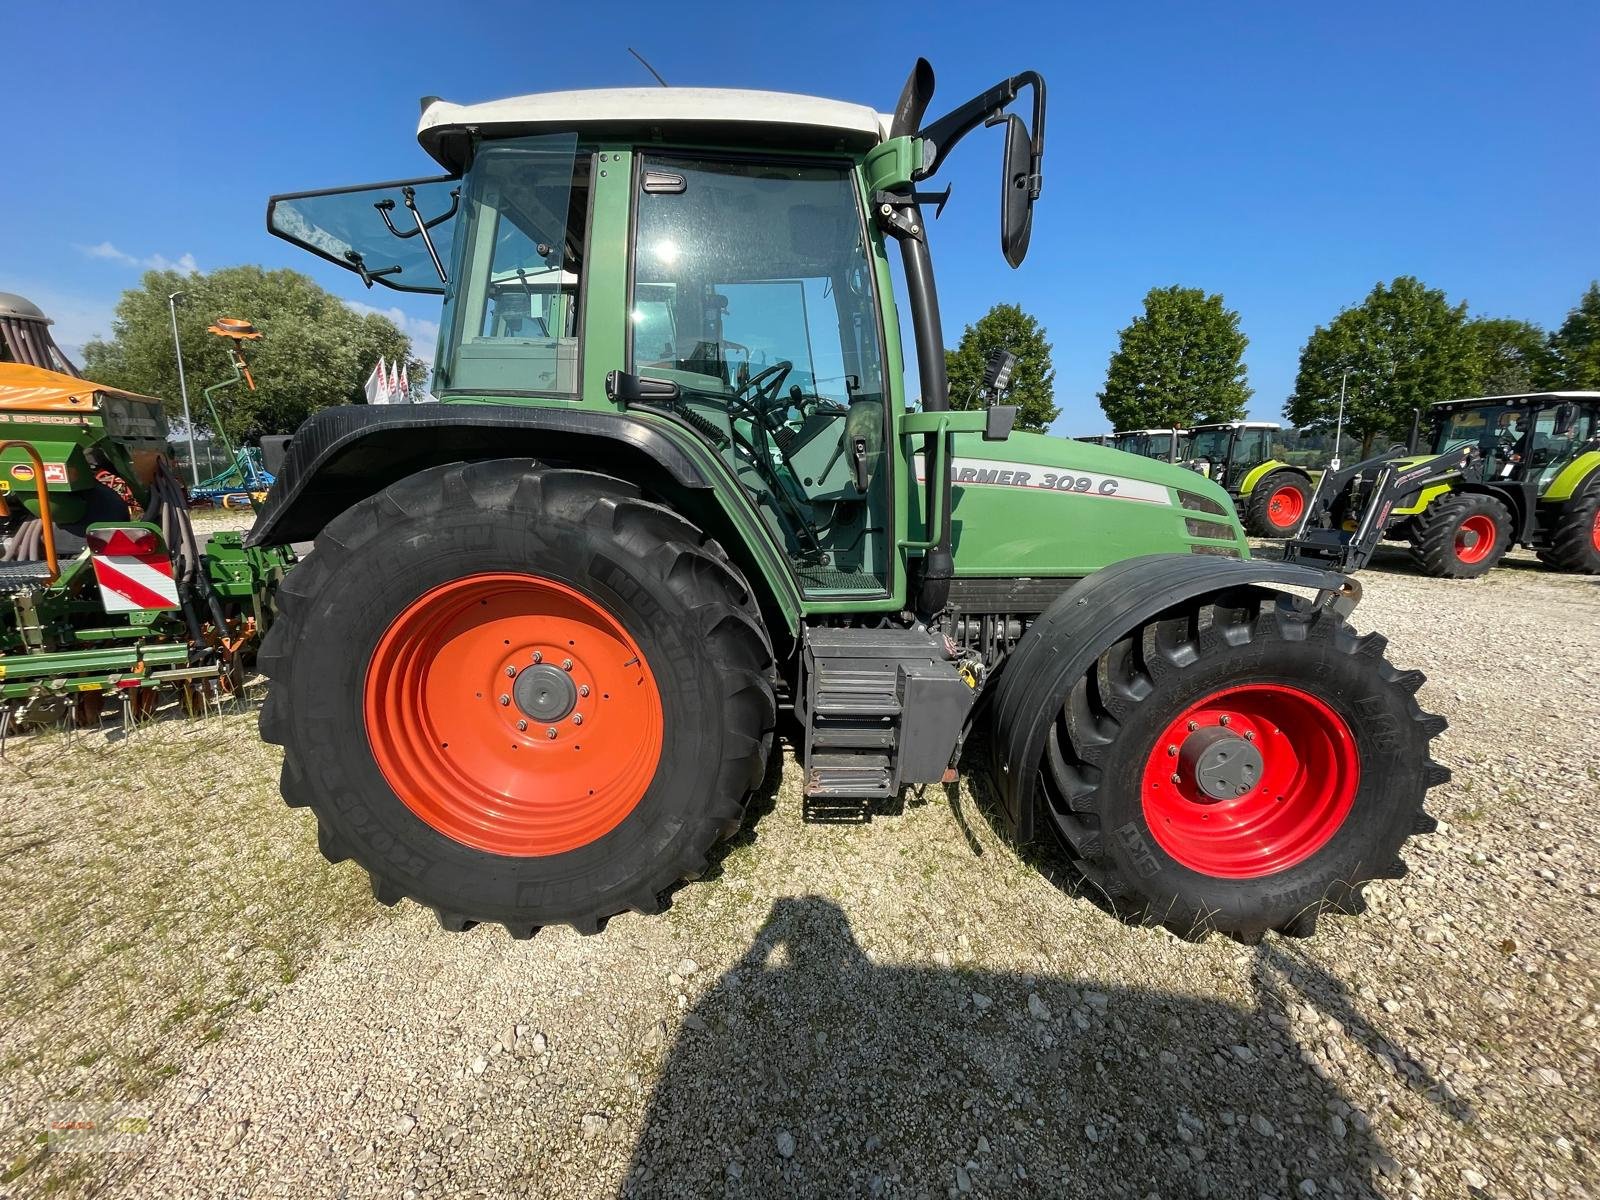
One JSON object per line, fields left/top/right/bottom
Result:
{"left": 1283, "top": 445, "right": 1473, "bottom": 572}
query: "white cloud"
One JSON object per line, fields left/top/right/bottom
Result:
{"left": 75, "top": 241, "right": 199, "bottom": 274}
{"left": 344, "top": 299, "right": 441, "bottom": 361}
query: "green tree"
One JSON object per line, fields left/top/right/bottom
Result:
{"left": 1285, "top": 276, "right": 1476, "bottom": 456}
{"left": 1097, "top": 286, "right": 1251, "bottom": 431}
{"left": 83, "top": 265, "right": 419, "bottom": 445}
{"left": 1548, "top": 281, "right": 1600, "bottom": 388}
{"left": 1465, "top": 316, "right": 1554, "bottom": 395}
{"left": 944, "top": 302, "right": 1059, "bottom": 432}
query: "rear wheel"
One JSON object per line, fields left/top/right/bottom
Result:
{"left": 1411, "top": 493, "right": 1510, "bottom": 578}
{"left": 1244, "top": 471, "right": 1311, "bottom": 537}
{"left": 258, "top": 461, "right": 776, "bottom": 936}
{"left": 1034, "top": 591, "right": 1448, "bottom": 940}
{"left": 1537, "top": 490, "right": 1600, "bottom": 575}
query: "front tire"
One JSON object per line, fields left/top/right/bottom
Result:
{"left": 1411, "top": 493, "right": 1510, "bottom": 578}
{"left": 1537, "top": 490, "right": 1600, "bottom": 575}
{"left": 1244, "top": 471, "right": 1311, "bottom": 537}
{"left": 258, "top": 461, "right": 776, "bottom": 937}
{"left": 1034, "top": 590, "right": 1448, "bottom": 940}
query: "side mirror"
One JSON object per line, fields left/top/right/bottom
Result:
{"left": 1554, "top": 402, "right": 1577, "bottom": 436}
{"left": 1000, "top": 114, "right": 1035, "bottom": 268}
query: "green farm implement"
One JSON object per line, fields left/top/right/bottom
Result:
{"left": 0, "top": 306, "right": 293, "bottom": 729}
{"left": 253, "top": 59, "right": 1449, "bottom": 942}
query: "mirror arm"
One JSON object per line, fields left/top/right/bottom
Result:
{"left": 915, "top": 70, "right": 1046, "bottom": 188}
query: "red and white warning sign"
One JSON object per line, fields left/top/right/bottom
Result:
{"left": 86, "top": 527, "right": 181, "bottom": 613}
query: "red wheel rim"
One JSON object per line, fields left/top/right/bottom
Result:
{"left": 1140, "top": 684, "right": 1360, "bottom": 879}
{"left": 364, "top": 573, "right": 663, "bottom": 857}
{"left": 1454, "top": 513, "right": 1497, "bottom": 564}
{"left": 1266, "top": 485, "right": 1305, "bottom": 528}
{"left": 1591, "top": 507, "right": 1600, "bottom": 553}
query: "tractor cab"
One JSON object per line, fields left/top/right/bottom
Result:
{"left": 1425, "top": 392, "right": 1600, "bottom": 490}
{"left": 1182, "top": 421, "right": 1279, "bottom": 489}
{"left": 1110, "top": 427, "right": 1187, "bottom": 462}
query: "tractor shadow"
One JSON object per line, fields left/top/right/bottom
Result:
{"left": 617, "top": 895, "right": 1450, "bottom": 1199}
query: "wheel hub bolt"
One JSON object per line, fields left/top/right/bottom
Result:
{"left": 1186, "top": 720, "right": 1199, "bottom": 732}
{"left": 573, "top": 713, "right": 584, "bottom": 726}
{"left": 1167, "top": 744, "right": 1178, "bottom": 757}
{"left": 562, "top": 658, "right": 573, "bottom": 671}
{"left": 1244, "top": 730, "right": 1255, "bottom": 742}
{"left": 499, "top": 694, "right": 510, "bottom": 706}
{"left": 532, "top": 651, "right": 543, "bottom": 663}
{"left": 1219, "top": 714, "right": 1231, "bottom": 727}
{"left": 579, "top": 685, "right": 590, "bottom": 697}
{"left": 505, "top": 666, "right": 516, "bottom": 677}
{"left": 1171, "top": 773, "right": 1182, "bottom": 784}
{"left": 517, "top": 719, "right": 528, "bottom": 731}
{"left": 546, "top": 727, "right": 558, "bottom": 739}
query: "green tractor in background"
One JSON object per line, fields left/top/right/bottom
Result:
{"left": 1374, "top": 392, "right": 1600, "bottom": 577}
{"left": 252, "top": 59, "right": 1448, "bottom": 944}
{"left": 1182, "top": 420, "right": 1315, "bottom": 539}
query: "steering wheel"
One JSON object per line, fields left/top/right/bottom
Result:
{"left": 732, "top": 359, "right": 793, "bottom": 429}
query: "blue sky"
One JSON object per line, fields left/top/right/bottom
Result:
{"left": 3, "top": 1, "right": 1595, "bottom": 435}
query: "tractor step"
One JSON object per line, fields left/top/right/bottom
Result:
{"left": 799, "top": 626, "right": 976, "bottom": 803}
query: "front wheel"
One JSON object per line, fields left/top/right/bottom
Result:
{"left": 1033, "top": 591, "right": 1448, "bottom": 939}
{"left": 1411, "top": 493, "right": 1510, "bottom": 578}
{"left": 1243, "top": 471, "right": 1311, "bottom": 537}
{"left": 258, "top": 461, "right": 776, "bottom": 937}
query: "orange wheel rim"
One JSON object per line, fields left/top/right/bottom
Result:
{"left": 1267, "top": 485, "right": 1304, "bottom": 527}
{"left": 364, "top": 573, "right": 663, "bottom": 857}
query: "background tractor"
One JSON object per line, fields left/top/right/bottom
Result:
{"left": 1109, "top": 426, "right": 1186, "bottom": 462}
{"left": 251, "top": 59, "right": 1448, "bottom": 944}
{"left": 1377, "top": 392, "right": 1600, "bottom": 577}
{"left": 1182, "top": 420, "right": 1315, "bottom": 538}
{"left": 0, "top": 301, "right": 293, "bottom": 728}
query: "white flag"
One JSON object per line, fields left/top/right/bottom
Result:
{"left": 364, "top": 358, "right": 384, "bottom": 405}
{"left": 399, "top": 361, "right": 410, "bottom": 402}
{"left": 389, "top": 359, "right": 403, "bottom": 402}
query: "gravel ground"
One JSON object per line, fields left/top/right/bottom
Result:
{"left": 1, "top": 545, "right": 1596, "bottom": 1199}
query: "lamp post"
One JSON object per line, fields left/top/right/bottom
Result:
{"left": 168, "top": 291, "right": 200, "bottom": 486}
{"left": 1330, "top": 368, "right": 1350, "bottom": 472}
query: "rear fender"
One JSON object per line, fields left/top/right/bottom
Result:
{"left": 988, "top": 554, "right": 1352, "bottom": 841}
{"left": 244, "top": 404, "right": 803, "bottom": 638}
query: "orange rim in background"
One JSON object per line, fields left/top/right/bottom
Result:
{"left": 1267, "top": 484, "right": 1305, "bottom": 528}
{"left": 364, "top": 573, "right": 663, "bottom": 857}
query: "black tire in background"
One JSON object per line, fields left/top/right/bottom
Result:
{"left": 1243, "top": 471, "right": 1312, "bottom": 537}
{"left": 1537, "top": 488, "right": 1600, "bottom": 575}
{"left": 1410, "top": 492, "right": 1511, "bottom": 578}
{"left": 258, "top": 460, "right": 776, "bottom": 937}
{"left": 1025, "top": 590, "right": 1449, "bottom": 941}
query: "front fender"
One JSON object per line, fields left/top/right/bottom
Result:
{"left": 988, "top": 553, "right": 1353, "bottom": 841}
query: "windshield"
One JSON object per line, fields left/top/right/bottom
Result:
{"left": 1431, "top": 405, "right": 1523, "bottom": 455}
{"left": 1187, "top": 428, "right": 1233, "bottom": 461}
{"left": 268, "top": 177, "right": 460, "bottom": 295}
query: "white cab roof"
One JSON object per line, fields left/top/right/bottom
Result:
{"left": 418, "top": 88, "right": 892, "bottom": 170}
{"left": 1433, "top": 391, "right": 1600, "bottom": 406}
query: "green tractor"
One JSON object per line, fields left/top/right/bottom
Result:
{"left": 1375, "top": 392, "right": 1600, "bottom": 578}
{"left": 253, "top": 60, "right": 1448, "bottom": 942}
{"left": 1182, "top": 420, "right": 1315, "bottom": 539}
{"left": 0, "top": 302, "right": 294, "bottom": 727}
{"left": 1109, "top": 427, "right": 1186, "bottom": 462}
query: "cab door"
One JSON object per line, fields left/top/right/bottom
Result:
{"left": 628, "top": 154, "right": 895, "bottom": 599}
